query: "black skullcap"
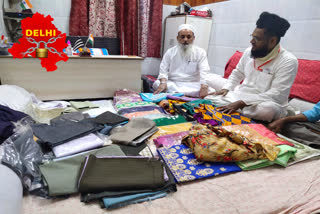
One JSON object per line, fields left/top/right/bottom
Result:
{"left": 256, "top": 11, "right": 290, "bottom": 38}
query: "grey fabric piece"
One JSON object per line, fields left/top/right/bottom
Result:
{"left": 110, "top": 118, "right": 156, "bottom": 145}
{"left": 118, "top": 143, "right": 147, "bottom": 156}
{"left": 282, "top": 121, "right": 320, "bottom": 148}
{"left": 39, "top": 145, "right": 125, "bottom": 196}
{"left": 0, "top": 164, "right": 23, "bottom": 214}
{"left": 50, "top": 112, "right": 90, "bottom": 125}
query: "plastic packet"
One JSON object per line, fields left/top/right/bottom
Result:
{"left": 0, "top": 117, "right": 49, "bottom": 197}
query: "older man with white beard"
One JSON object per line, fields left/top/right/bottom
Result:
{"left": 153, "top": 24, "right": 215, "bottom": 98}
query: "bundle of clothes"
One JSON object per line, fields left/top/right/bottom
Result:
{"left": 1, "top": 86, "right": 320, "bottom": 210}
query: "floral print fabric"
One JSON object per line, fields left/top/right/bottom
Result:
{"left": 158, "top": 144, "right": 241, "bottom": 183}
{"left": 182, "top": 124, "right": 280, "bottom": 162}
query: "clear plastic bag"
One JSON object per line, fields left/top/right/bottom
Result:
{"left": 0, "top": 117, "right": 49, "bottom": 197}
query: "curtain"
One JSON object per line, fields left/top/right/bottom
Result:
{"left": 145, "top": 0, "right": 163, "bottom": 58}
{"left": 116, "top": 0, "right": 163, "bottom": 57}
{"left": 69, "top": 0, "right": 89, "bottom": 36}
{"left": 89, "top": 0, "right": 117, "bottom": 37}
{"left": 116, "top": 0, "right": 139, "bottom": 56}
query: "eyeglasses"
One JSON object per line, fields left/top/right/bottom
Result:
{"left": 250, "top": 34, "right": 263, "bottom": 42}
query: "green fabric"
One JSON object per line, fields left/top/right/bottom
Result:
{"left": 153, "top": 115, "right": 187, "bottom": 126}
{"left": 78, "top": 155, "right": 166, "bottom": 193}
{"left": 69, "top": 101, "right": 99, "bottom": 111}
{"left": 39, "top": 145, "right": 125, "bottom": 196}
{"left": 115, "top": 101, "right": 156, "bottom": 111}
{"left": 182, "top": 99, "right": 213, "bottom": 115}
{"left": 236, "top": 145, "right": 297, "bottom": 170}
{"left": 277, "top": 133, "right": 320, "bottom": 165}
{"left": 63, "top": 107, "right": 78, "bottom": 113}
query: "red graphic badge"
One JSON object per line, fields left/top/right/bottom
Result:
{"left": 9, "top": 12, "right": 68, "bottom": 72}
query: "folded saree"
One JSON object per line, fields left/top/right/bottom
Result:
{"left": 182, "top": 124, "right": 280, "bottom": 162}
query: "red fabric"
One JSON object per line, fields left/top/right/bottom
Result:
{"left": 69, "top": 0, "right": 89, "bottom": 36}
{"left": 224, "top": 51, "right": 243, "bottom": 78}
{"left": 289, "top": 59, "right": 320, "bottom": 103}
{"left": 224, "top": 51, "right": 320, "bottom": 103}
{"left": 146, "top": 0, "right": 163, "bottom": 58}
{"left": 247, "top": 124, "right": 294, "bottom": 146}
{"left": 116, "top": 0, "right": 138, "bottom": 56}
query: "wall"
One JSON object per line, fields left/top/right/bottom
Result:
{"left": 194, "top": 0, "right": 320, "bottom": 75}
{"left": 141, "top": 4, "right": 176, "bottom": 75}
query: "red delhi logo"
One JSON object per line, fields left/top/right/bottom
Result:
{"left": 9, "top": 12, "right": 68, "bottom": 72}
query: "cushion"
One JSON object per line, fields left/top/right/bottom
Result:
{"left": 224, "top": 51, "right": 320, "bottom": 103}
{"left": 289, "top": 59, "right": 320, "bottom": 103}
{"left": 224, "top": 51, "right": 243, "bottom": 78}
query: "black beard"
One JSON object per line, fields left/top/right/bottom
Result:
{"left": 250, "top": 48, "right": 270, "bottom": 58}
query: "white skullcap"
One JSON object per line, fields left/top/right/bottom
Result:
{"left": 178, "top": 24, "right": 195, "bottom": 33}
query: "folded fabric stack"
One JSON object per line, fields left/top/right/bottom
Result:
{"left": 114, "top": 90, "right": 168, "bottom": 120}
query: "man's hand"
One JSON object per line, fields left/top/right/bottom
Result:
{"left": 213, "top": 89, "right": 229, "bottom": 96}
{"left": 268, "top": 119, "right": 286, "bottom": 133}
{"left": 153, "top": 83, "right": 167, "bottom": 94}
{"left": 199, "top": 85, "right": 208, "bottom": 99}
{"left": 217, "top": 100, "right": 247, "bottom": 114}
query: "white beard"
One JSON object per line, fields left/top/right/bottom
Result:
{"left": 178, "top": 43, "right": 193, "bottom": 61}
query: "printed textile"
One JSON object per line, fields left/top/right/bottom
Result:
{"left": 154, "top": 131, "right": 189, "bottom": 148}
{"left": 113, "top": 89, "right": 143, "bottom": 105}
{"left": 194, "top": 104, "right": 254, "bottom": 126}
{"left": 182, "top": 124, "right": 280, "bottom": 162}
{"left": 140, "top": 93, "right": 184, "bottom": 103}
{"left": 158, "top": 144, "right": 242, "bottom": 183}
{"left": 153, "top": 115, "right": 187, "bottom": 127}
{"left": 115, "top": 101, "right": 156, "bottom": 111}
{"left": 223, "top": 124, "right": 294, "bottom": 146}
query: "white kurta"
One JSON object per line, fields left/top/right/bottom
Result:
{"left": 153, "top": 45, "right": 214, "bottom": 97}
{"left": 206, "top": 45, "right": 298, "bottom": 121}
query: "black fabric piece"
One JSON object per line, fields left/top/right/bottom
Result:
{"left": 32, "top": 119, "right": 103, "bottom": 148}
{"left": 172, "top": 103, "right": 195, "bottom": 121}
{"left": 118, "top": 106, "right": 167, "bottom": 115}
{"left": 80, "top": 157, "right": 177, "bottom": 203}
{"left": 141, "top": 75, "right": 156, "bottom": 93}
{"left": 118, "top": 142, "right": 147, "bottom": 156}
{"left": 93, "top": 111, "right": 129, "bottom": 126}
{"left": 50, "top": 112, "right": 90, "bottom": 125}
{"left": 78, "top": 155, "right": 166, "bottom": 193}
{"left": 0, "top": 105, "right": 28, "bottom": 144}
{"left": 281, "top": 121, "right": 320, "bottom": 149}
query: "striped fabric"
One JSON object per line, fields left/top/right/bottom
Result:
{"left": 73, "top": 38, "right": 84, "bottom": 51}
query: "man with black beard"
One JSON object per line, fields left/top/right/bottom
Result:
{"left": 153, "top": 24, "right": 214, "bottom": 98}
{"left": 206, "top": 12, "right": 298, "bottom": 122}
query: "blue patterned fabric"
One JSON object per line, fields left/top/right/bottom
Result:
{"left": 140, "top": 93, "right": 184, "bottom": 102}
{"left": 158, "top": 144, "right": 242, "bottom": 183}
